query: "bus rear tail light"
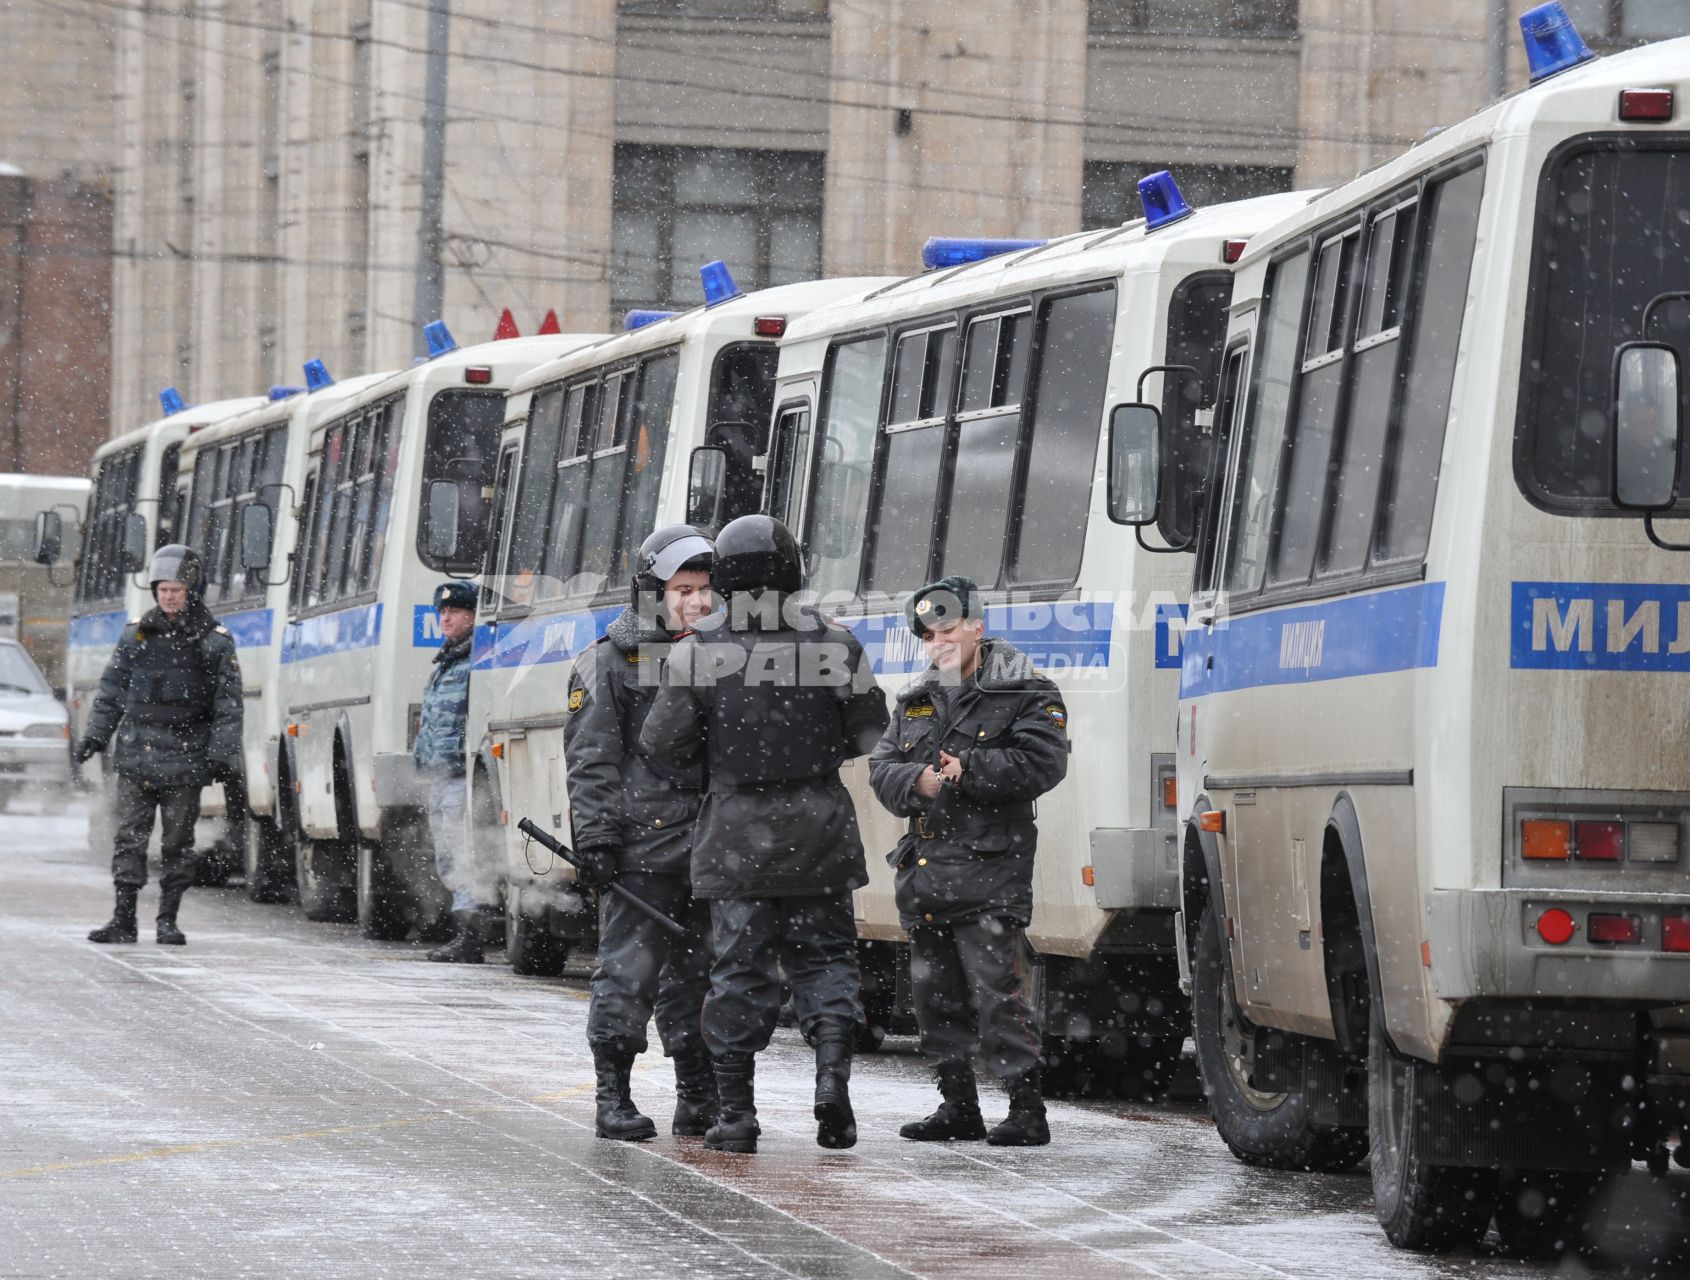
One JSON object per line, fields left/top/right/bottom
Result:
{"left": 1536, "top": 907, "right": 1577, "bottom": 945}
{"left": 1630, "top": 822, "right": 1681, "bottom": 863}
{"left": 1588, "top": 912, "right": 1642, "bottom": 945}
{"left": 1663, "top": 916, "right": 1690, "bottom": 953}
{"left": 1574, "top": 820, "right": 1624, "bottom": 861}
{"left": 1619, "top": 88, "right": 1674, "bottom": 122}
{"left": 1522, "top": 819, "right": 1571, "bottom": 860}
{"left": 1163, "top": 776, "right": 1178, "bottom": 809}
{"left": 464, "top": 366, "right": 494, "bottom": 385}
{"left": 1221, "top": 239, "right": 1248, "bottom": 264}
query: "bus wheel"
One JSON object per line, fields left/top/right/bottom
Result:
{"left": 1368, "top": 1002, "right": 1496, "bottom": 1250}
{"left": 297, "top": 838, "right": 356, "bottom": 922}
{"left": 1192, "top": 902, "right": 1367, "bottom": 1171}
{"left": 506, "top": 893, "right": 565, "bottom": 976}
{"left": 357, "top": 842, "right": 413, "bottom": 941}
{"left": 1493, "top": 1170, "right": 1606, "bottom": 1258}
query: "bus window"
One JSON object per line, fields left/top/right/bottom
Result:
{"left": 1196, "top": 341, "right": 1251, "bottom": 599}
{"left": 482, "top": 441, "right": 521, "bottom": 598}
{"left": 505, "top": 386, "right": 565, "bottom": 600}
{"left": 1160, "top": 274, "right": 1230, "bottom": 548}
{"left": 707, "top": 344, "right": 779, "bottom": 525}
{"left": 541, "top": 383, "right": 595, "bottom": 591}
{"left": 1225, "top": 248, "right": 1311, "bottom": 597}
{"left": 1375, "top": 158, "right": 1484, "bottom": 562}
{"left": 1270, "top": 224, "right": 1362, "bottom": 587}
{"left": 615, "top": 351, "right": 681, "bottom": 579}
{"left": 184, "top": 449, "right": 215, "bottom": 556}
{"left": 321, "top": 421, "right": 357, "bottom": 602}
{"left": 156, "top": 443, "right": 181, "bottom": 546}
{"left": 943, "top": 309, "right": 1029, "bottom": 586}
{"left": 1520, "top": 142, "right": 1687, "bottom": 513}
{"left": 866, "top": 326, "right": 954, "bottom": 592}
{"left": 78, "top": 447, "right": 141, "bottom": 606}
{"left": 578, "top": 371, "right": 632, "bottom": 590}
{"left": 290, "top": 468, "right": 317, "bottom": 613}
{"left": 766, "top": 401, "right": 813, "bottom": 529}
{"left": 417, "top": 390, "right": 506, "bottom": 573}
{"left": 363, "top": 403, "right": 402, "bottom": 593}
{"left": 1012, "top": 286, "right": 1116, "bottom": 588}
{"left": 806, "top": 335, "right": 886, "bottom": 599}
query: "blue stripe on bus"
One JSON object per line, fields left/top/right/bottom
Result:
{"left": 282, "top": 603, "right": 383, "bottom": 663}
{"left": 471, "top": 606, "right": 620, "bottom": 671}
{"left": 1180, "top": 581, "right": 1445, "bottom": 698}
{"left": 69, "top": 608, "right": 129, "bottom": 649}
{"left": 1154, "top": 603, "right": 1186, "bottom": 671}
{"left": 218, "top": 607, "right": 273, "bottom": 650}
{"left": 1512, "top": 581, "right": 1690, "bottom": 672}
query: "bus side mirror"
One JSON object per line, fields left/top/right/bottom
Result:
{"left": 1107, "top": 402, "right": 1162, "bottom": 526}
{"left": 426, "top": 481, "right": 461, "bottom": 561}
{"left": 33, "top": 510, "right": 62, "bottom": 566}
{"left": 1613, "top": 342, "right": 1684, "bottom": 512}
{"left": 239, "top": 503, "right": 273, "bottom": 570}
{"left": 120, "top": 512, "right": 148, "bottom": 572}
{"left": 686, "top": 446, "right": 728, "bottom": 529}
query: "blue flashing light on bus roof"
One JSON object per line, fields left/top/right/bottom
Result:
{"left": 1520, "top": 2, "right": 1594, "bottom": 83}
{"left": 268, "top": 385, "right": 304, "bottom": 402}
{"left": 920, "top": 237, "right": 1046, "bottom": 271}
{"left": 159, "top": 387, "right": 186, "bottom": 417}
{"left": 700, "top": 260, "right": 743, "bottom": 308}
{"left": 625, "top": 309, "right": 680, "bottom": 331}
{"left": 1138, "top": 171, "right": 1194, "bottom": 232}
{"left": 423, "top": 319, "right": 457, "bottom": 359}
{"left": 303, "top": 359, "right": 334, "bottom": 392}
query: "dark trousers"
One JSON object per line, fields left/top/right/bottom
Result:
{"left": 587, "top": 872, "right": 712, "bottom": 1060}
{"left": 111, "top": 773, "right": 202, "bottom": 896}
{"left": 909, "top": 916, "right": 1041, "bottom": 1080}
{"left": 703, "top": 894, "right": 862, "bottom": 1058}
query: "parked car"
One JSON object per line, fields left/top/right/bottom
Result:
{"left": 0, "top": 638, "right": 71, "bottom": 809}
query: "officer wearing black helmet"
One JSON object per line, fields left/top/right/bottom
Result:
{"left": 867, "top": 575, "right": 1069, "bottom": 1146}
{"left": 639, "top": 515, "right": 889, "bottom": 1154}
{"left": 78, "top": 544, "right": 243, "bottom": 946}
{"left": 564, "top": 525, "right": 718, "bottom": 1142}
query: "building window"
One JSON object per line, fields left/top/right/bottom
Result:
{"left": 1082, "top": 161, "right": 1293, "bottom": 229}
{"left": 1087, "top": 0, "right": 1298, "bottom": 37}
{"left": 1560, "top": 0, "right": 1684, "bottom": 41}
{"left": 612, "top": 145, "right": 824, "bottom": 316}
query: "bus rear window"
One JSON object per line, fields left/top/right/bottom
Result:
{"left": 418, "top": 390, "right": 507, "bottom": 572}
{"left": 1519, "top": 139, "right": 1690, "bottom": 513}
{"left": 1160, "top": 273, "right": 1231, "bottom": 547}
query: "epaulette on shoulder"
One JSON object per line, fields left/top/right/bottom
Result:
{"left": 214, "top": 624, "right": 231, "bottom": 636}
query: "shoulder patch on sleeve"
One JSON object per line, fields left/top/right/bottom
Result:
{"left": 1045, "top": 703, "right": 1067, "bottom": 728}
{"left": 567, "top": 686, "right": 586, "bottom": 713}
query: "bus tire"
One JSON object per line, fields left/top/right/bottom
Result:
{"left": 357, "top": 842, "right": 413, "bottom": 941}
{"left": 506, "top": 894, "right": 565, "bottom": 977}
{"left": 1192, "top": 902, "right": 1366, "bottom": 1171}
{"left": 1368, "top": 1001, "right": 1496, "bottom": 1250}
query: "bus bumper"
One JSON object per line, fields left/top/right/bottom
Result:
{"left": 1088, "top": 826, "right": 1179, "bottom": 911}
{"left": 1427, "top": 887, "right": 1690, "bottom": 1004}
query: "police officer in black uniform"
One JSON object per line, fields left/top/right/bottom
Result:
{"left": 868, "top": 575, "right": 1070, "bottom": 1146}
{"left": 639, "top": 515, "right": 889, "bottom": 1154}
{"left": 564, "top": 525, "right": 719, "bottom": 1141}
{"left": 78, "top": 545, "right": 244, "bottom": 946}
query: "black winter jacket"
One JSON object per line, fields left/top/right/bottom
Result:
{"left": 868, "top": 638, "right": 1069, "bottom": 928}
{"left": 85, "top": 601, "right": 244, "bottom": 787}
{"left": 638, "top": 600, "right": 889, "bottom": 900}
{"left": 562, "top": 607, "right": 703, "bottom": 877}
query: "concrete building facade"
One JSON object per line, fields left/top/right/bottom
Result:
{"left": 92, "top": 0, "right": 1670, "bottom": 426}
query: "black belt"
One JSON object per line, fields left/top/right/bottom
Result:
{"left": 910, "top": 802, "right": 1035, "bottom": 839}
{"left": 708, "top": 775, "right": 836, "bottom": 795}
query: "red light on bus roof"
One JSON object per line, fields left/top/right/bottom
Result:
{"left": 494, "top": 308, "right": 520, "bottom": 341}
{"left": 753, "top": 316, "right": 788, "bottom": 338}
{"left": 1619, "top": 88, "right": 1674, "bottom": 122}
{"left": 1588, "top": 913, "right": 1642, "bottom": 945}
{"left": 1222, "top": 239, "right": 1248, "bottom": 264}
{"left": 464, "top": 366, "right": 493, "bottom": 385}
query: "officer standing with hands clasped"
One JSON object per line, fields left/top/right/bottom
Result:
{"left": 80, "top": 545, "right": 243, "bottom": 946}
{"left": 564, "top": 525, "right": 720, "bottom": 1142}
{"left": 868, "top": 576, "right": 1070, "bottom": 1146}
{"left": 415, "top": 580, "right": 499, "bottom": 963}
{"left": 640, "top": 515, "right": 889, "bottom": 1154}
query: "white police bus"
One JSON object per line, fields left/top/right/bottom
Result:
{"left": 470, "top": 270, "right": 892, "bottom": 975}
{"left": 763, "top": 188, "right": 1315, "bottom": 1089}
{"left": 171, "top": 365, "right": 395, "bottom": 899}
{"left": 54, "top": 391, "right": 265, "bottom": 851}
{"left": 278, "top": 325, "right": 603, "bottom": 935}
{"left": 1115, "top": 8, "right": 1690, "bottom": 1253}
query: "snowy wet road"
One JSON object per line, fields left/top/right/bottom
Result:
{"left": 4, "top": 807, "right": 1690, "bottom": 1279}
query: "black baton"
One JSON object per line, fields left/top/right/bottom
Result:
{"left": 515, "top": 817, "right": 687, "bottom": 938}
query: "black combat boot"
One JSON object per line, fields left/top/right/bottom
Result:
{"left": 88, "top": 886, "right": 139, "bottom": 945}
{"left": 592, "top": 1043, "right": 657, "bottom": 1141}
{"left": 899, "top": 1059, "right": 987, "bottom": 1142}
{"left": 704, "top": 1053, "right": 759, "bottom": 1154}
{"left": 671, "top": 1048, "right": 719, "bottom": 1137}
{"left": 987, "top": 1067, "right": 1050, "bottom": 1146}
{"left": 155, "top": 886, "right": 187, "bottom": 946}
{"left": 426, "top": 910, "right": 485, "bottom": 963}
{"left": 812, "top": 1024, "right": 857, "bottom": 1150}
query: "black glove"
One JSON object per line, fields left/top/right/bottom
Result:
{"left": 73, "top": 737, "right": 103, "bottom": 765}
{"left": 573, "top": 843, "right": 620, "bottom": 889}
{"left": 209, "top": 760, "right": 240, "bottom": 785}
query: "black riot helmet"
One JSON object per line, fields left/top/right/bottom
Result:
{"left": 711, "top": 515, "right": 803, "bottom": 596}
{"left": 147, "top": 544, "right": 206, "bottom": 599}
{"left": 631, "top": 524, "right": 715, "bottom": 599}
